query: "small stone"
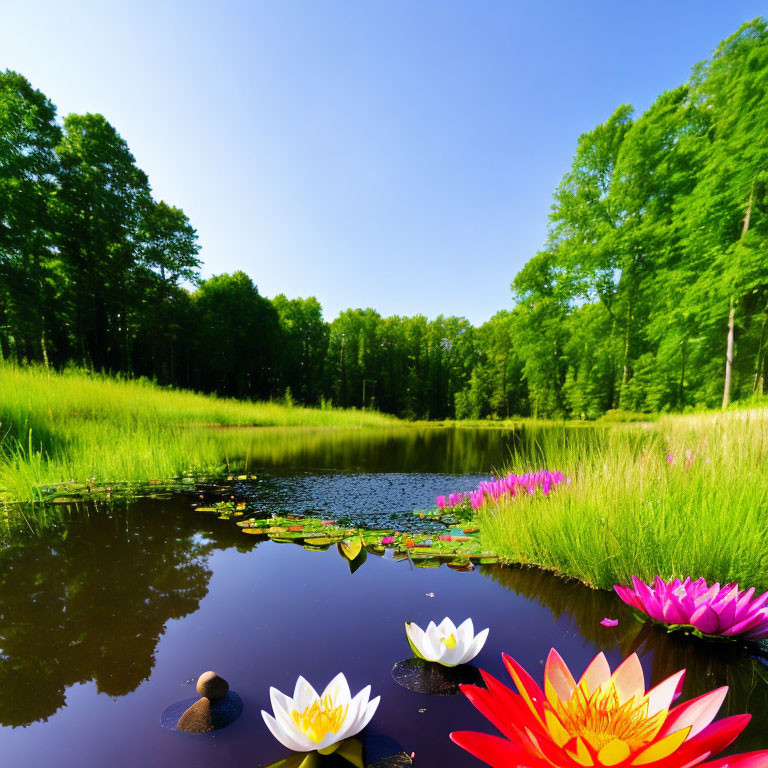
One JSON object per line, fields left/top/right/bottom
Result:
{"left": 177, "top": 698, "right": 216, "bottom": 734}
{"left": 196, "top": 671, "right": 229, "bottom": 701}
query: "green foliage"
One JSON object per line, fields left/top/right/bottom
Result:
{"left": 192, "top": 271, "right": 281, "bottom": 398}
{"left": 508, "top": 18, "right": 768, "bottom": 417}
{"left": 477, "top": 408, "right": 768, "bottom": 590}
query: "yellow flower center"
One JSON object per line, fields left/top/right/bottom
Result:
{"left": 441, "top": 633, "right": 458, "bottom": 649}
{"left": 291, "top": 695, "right": 349, "bottom": 744}
{"left": 552, "top": 682, "right": 665, "bottom": 753}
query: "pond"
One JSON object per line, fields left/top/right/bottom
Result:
{"left": 1, "top": 426, "right": 766, "bottom": 767}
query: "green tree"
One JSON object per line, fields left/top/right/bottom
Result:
{"left": 55, "top": 113, "right": 152, "bottom": 370}
{"left": 682, "top": 19, "right": 768, "bottom": 407}
{"left": 0, "top": 71, "right": 62, "bottom": 364}
{"left": 546, "top": 105, "right": 634, "bottom": 404}
{"left": 272, "top": 294, "right": 328, "bottom": 404}
{"left": 511, "top": 253, "right": 570, "bottom": 418}
{"left": 133, "top": 200, "right": 201, "bottom": 383}
{"left": 192, "top": 271, "right": 281, "bottom": 398}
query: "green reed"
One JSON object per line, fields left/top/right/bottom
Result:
{"left": 476, "top": 409, "right": 768, "bottom": 590}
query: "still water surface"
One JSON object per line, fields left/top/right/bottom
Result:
{"left": 1, "top": 427, "right": 766, "bottom": 767}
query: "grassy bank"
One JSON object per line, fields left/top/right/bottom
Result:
{"left": 476, "top": 409, "right": 768, "bottom": 591}
{"left": 0, "top": 365, "right": 398, "bottom": 501}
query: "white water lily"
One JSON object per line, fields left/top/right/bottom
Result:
{"left": 261, "top": 673, "right": 380, "bottom": 754}
{"left": 405, "top": 617, "right": 489, "bottom": 667}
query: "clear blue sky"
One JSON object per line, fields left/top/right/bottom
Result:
{"left": 1, "top": 1, "right": 763, "bottom": 324}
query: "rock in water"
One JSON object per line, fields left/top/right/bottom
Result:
{"left": 171, "top": 671, "right": 243, "bottom": 734}
{"left": 196, "top": 671, "right": 229, "bottom": 700}
{"left": 177, "top": 698, "right": 217, "bottom": 734}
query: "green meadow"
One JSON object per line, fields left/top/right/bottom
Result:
{"left": 0, "top": 365, "right": 397, "bottom": 502}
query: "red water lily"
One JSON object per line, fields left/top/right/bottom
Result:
{"left": 451, "top": 649, "right": 768, "bottom": 768}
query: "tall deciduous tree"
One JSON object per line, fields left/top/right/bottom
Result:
{"left": 682, "top": 20, "right": 768, "bottom": 407}
{"left": 192, "top": 271, "right": 281, "bottom": 399}
{"left": 55, "top": 113, "right": 151, "bottom": 370}
{"left": 0, "top": 71, "right": 61, "bottom": 364}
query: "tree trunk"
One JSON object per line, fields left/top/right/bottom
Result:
{"left": 608, "top": 315, "right": 617, "bottom": 409}
{"left": 722, "top": 184, "right": 754, "bottom": 409}
{"left": 753, "top": 299, "right": 768, "bottom": 395}
{"left": 621, "top": 290, "right": 632, "bottom": 391}
{"left": 40, "top": 326, "right": 50, "bottom": 370}
{"left": 722, "top": 298, "right": 735, "bottom": 409}
{"left": 678, "top": 337, "right": 687, "bottom": 407}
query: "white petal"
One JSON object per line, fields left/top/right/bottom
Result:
{"left": 424, "top": 622, "right": 444, "bottom": 659}
{"left": 357, "top": 695, "right": 381, "bottom": 733}
{"left": 437, "top": 617, "right": 457, "bottom": 635}
{"left": 439, "top": 639, "right": 466, "bottom": 666}
{"left": 456, "top": 618, "right": 475, "bottom": 646}
{"left": 270, "top": 686, "right": 294, "bottom": 718}
{"left": 458, "top": 627, "right": 489, "bottom": 664}
{"left": 321, "top": 673, "right": 351, "bottom": 708}
{"left": 406, "top": 622, "right": 431, "bottom": 660}
{"left": 293, "top": 676, "right": 320, "bottom": 711}
{"left": 334, "top": 685, "right": 370, "bottom": 743}
{"left": 262, "top": 710, "right": 310, "bottom": 752}
{"left": 312, "top": 687, "right": 369, "bottom": 753}
{"left": 314, "top": 730, "right": 345, "bottom": 752}
{"left": 272, "top": 698, "right": 315, "bottom": 751}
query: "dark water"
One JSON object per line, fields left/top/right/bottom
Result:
{"left": 208, "top": 422, "right": 637, "bottom": 475}
{"left": 1, "top": 426, "right": 766, "bottom": 767}
{"left": 233, "top": 472, "right": 491, "bottom": 530}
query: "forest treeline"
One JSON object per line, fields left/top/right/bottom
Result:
{"left": 1, "top": 19, "right": 766, "bottom": 419}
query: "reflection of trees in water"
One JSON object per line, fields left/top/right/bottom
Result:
{"left": 0, "top": 498, "right": 255, "bottom": 728}
{"left": 480, "top": 565, "right": 768, "bottom": 751}
{"left": 216, "top": 424, "right": 624, "bottom": 475}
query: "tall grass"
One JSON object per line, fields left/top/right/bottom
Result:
{"left": 477, "top": 410, "right": 768, "bottom": 590}
{"left": 0, "top": 364, "right": 397, "bottom": 501}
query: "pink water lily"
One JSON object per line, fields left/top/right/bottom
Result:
{"left": 437, "top": 471, "right": 567, "bottom": 511}
{"left": 614, "top": 576, "right": 768, "bottom": 640}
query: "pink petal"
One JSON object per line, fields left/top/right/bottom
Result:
{"left": 579, "top": 652, "right": 611, "bottom": 692}
{"left": 713, "top": 598, "right": 737, "bottom": 631}
{"left": 646, "top": 670, "right": 686, "bottom": 716}
{"left": 601, "top": 618, "right": 619, "bottom": 627}
{"left": 695, "top": 583, "right": 722, "bottom": 606}
{"left": 690, "top": 604, "right": 720, "bottom": 634}
{"left": 632, "top": 576, "right": 665, "bottom": 622}
{"left": 747, "top": 591, "right": 768, "bottom": 613}
{"left": 735, "top": 587, "right": 755, "bottom": 614}
{"left": 610, "top": 653, "right": 645, "bottom": 703}
{"left": 663, "top": 596, "right": 691, "bottom": 624}
{"left": 698, "top": 750, "right": 768, "bottom": 768}
{"left": 711, "top": 585, "right": 739, "bottom": 612}
{"left": 614, "top": 584, "right": 642, "bottom": 611}
{"left": 544, "top": 649, "right": 577, "bottom": 703}
{"left": 660, "top": 687, "right": 728, "bottom": 739}
{"left": 722, "top": 611, "right": 768, "bottom": 637}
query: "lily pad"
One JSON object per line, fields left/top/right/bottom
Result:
{"left": 391, "top": 658, "right": 483, "bottom": 696}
